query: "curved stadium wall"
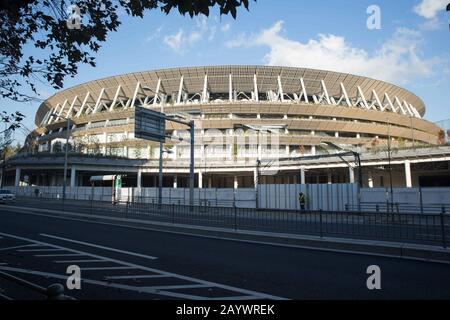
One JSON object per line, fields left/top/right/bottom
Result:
{"left": 30, "top": 66, "right": 440, "bottom": 162}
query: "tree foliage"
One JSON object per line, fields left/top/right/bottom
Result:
{"left": 1, "top": 111, "right": 25, "bottom": 135}
{"left": 0, "top": 0, "right": 254, "bottom": 102}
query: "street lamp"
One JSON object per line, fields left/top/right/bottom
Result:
{"left": 320, "top": 142, "right": 363, "bottom": 188}
{"left": 386, "top": 118, "right": 394, "bottom": 213}
{"left": 50, "top": 113, "right": 71, "bottom": 203}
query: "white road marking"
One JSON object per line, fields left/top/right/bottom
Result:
{"left": 209, "top": 295, "right": 258, "bottom": 300}
{"left": 105, "top": 274, "right": 169, "bottom": 280}
{"left": 35, "top": 253, "right": 85, "bottom": 257}
{"left": 40, "top": 233, "right": 158, "bottom": 260}
{"left": 18, "top": 248, "right": 66, "bottom": 252}
{"left": 82, "top": 266, "right": 138, "bottom": 271}
{"left": 55, "top": 259, "right": 107, "bottom": 264}
{"left": 148, "top": 284, "right": 210, "bottom": 290}
{"left": 0, "top": 232, "right": 284, "bottom": 300}
{"left": 0, "top": 263, "right": 7, "bottom": 265}
{"left": 0, "top": 293, "right": 13, "bottom": 300}
{"left": 0, "top": 244, "right": 41, "bottom": 251}
{"left": 0, "top": 265, "right": 200, "bottom": 300}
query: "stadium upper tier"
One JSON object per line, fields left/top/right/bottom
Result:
{"left": 32, "top": 66, "right": 441, "bottom": 148}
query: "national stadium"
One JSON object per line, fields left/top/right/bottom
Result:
{"left": 2, "top": 65, "right": 449, "bottom": 191}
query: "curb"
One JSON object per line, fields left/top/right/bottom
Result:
{"left": 2, "top": 204, "right": 450, "bottom": 264}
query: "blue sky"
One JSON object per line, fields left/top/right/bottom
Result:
{"left": 3, "top": 0, "right": 450, "bottom": 143}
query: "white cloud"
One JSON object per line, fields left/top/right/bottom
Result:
{"left": 420, "top": 17, "right": 444, "bottom": 30}
{"left": 163, "top": 30, "right": 184, "bottom": 53}
{"left": 162, "top": 16, "right": 220, "bottom": 53}
{"left": 226, "top": 21, "right": 437, "bottom": 84}
{"left": 221, "top": 23, "right": 231, "bottom": 33}
{"left": 414, "top": 0, "right": 447, "bottom": 19}
{"left": 145, "top": 26, "right": 163, "bottom": 42}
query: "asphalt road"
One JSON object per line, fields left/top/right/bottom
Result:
{"left": 1, "top": 206, "right": 450, "bottom": 300}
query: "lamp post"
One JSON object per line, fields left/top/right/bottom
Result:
{"left": 51, "top": 113, "right": 71, "bottom": 203}
{"left": 158, "top": 146, "right": 173, "bottom": 205}
{"left": 387, "top": 118, "right": 394, "bottom": 213}
{"left": 410, "top": 116, "right": 415, "bottom": 150}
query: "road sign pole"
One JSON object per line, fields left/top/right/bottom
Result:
{"left": 189, "top": 121, "right": 195, "bottom": 207}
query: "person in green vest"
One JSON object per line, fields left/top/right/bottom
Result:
{"left": 298, "top": 192, "right": 306, "bottom": 210}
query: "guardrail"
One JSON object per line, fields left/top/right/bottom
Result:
{"left": 9, "top": 194, "right": 450, "bottom": 249}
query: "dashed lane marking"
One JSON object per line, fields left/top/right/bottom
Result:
{"left": 0, "top": 244, "right": 42, "bottom": 251}
{"left": 34, "top": 253, "right": 86, "bottom": 257}
{"left": 18, "top": 248, "right": 66, "bottom": 252}
{"left": 81, "top": 266, "right": 138, "bottom": 271}
{"left": 54, "top": 259, "right": 107, "bottom": 264}
{"left": 40, "top": 233, "right": 158, "bottom": 260}
{"left": 105, "top": 274, "right": 169, "bottom": 280}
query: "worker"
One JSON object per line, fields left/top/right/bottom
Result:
{"left": 298, "top": 192, "right": 306, "bottom": 210}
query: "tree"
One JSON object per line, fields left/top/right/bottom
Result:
{"left": 1, "top": 0, "right": 254, "bottom": 102}
{"left": 1, "top": 111, "right": 24, "bottom": 134}
{"left": 1, "top": 111, "right": 24, "bottom": 159}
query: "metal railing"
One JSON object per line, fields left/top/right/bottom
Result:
{"left": 8, "top": 194, "right": 450, "bottom": 249}
{"left": 345, "top": 202, "right": 450, "bottom": 215}
{"left": 0, "top": 270, "right": 75, "bottom": 300}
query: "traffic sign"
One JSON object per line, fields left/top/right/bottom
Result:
{"left": 134, "top": 106, "right": 166, "bottom": 143}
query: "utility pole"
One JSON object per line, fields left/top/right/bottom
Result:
{"left": 387, "top": 119, "right": 394, "bottom": 213}
{"left": 50, "top": 114, "right": 71, "bottom": 203}
{"left": 158, "top": 96, "right": 164, "bottom": 206}
{"left": 158, "top": 141, "right": 163, "bottom": 205}
{"left": 189, "top": 121, "right": 195, "bottom": 207}
{"left": 63, "top": 117, "right": 70, "bottom": 203}
{"left": 1, "top": 141, "right": 6, "bottom": 188}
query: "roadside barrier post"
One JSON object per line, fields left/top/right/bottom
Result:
{"left": 172, "top": 203, "right": 175, "bottom": 224}
{"left": 234, "top": 205, "right": 237, "bottom": 231}
{"left": 441, "top": 206, "right": 447, "bottom": 249}
{"left": 319, "top": 210, "right": 324, "bottom": 238}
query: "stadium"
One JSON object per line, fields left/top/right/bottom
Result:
{"left": 2, "top": 65, "right": 448, "bottom": 191}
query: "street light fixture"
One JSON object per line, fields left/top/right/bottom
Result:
{"left": 50, "top": 113, "right": 71, "bottom": 203}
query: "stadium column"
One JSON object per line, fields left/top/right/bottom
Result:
{"left": 70, "top": 166, "right": 76, "bottom": 187}
{"left": 234, "top": 176, "right": 238, "bottom": 189}
{"left": 300, "top": 167, "right": 306, "bottom": 185}
{"left": 173, "top": 175, "right": 177, "bottom": 188}
{"left": 368, "top": 171, "right": 374, "bottom": 188}
{"left": 198, "top": 171, "right": 203, "bottom": 189}
{"left": 349, "top": 166, "right": 355, "bottom": 184}
{"left": 14, "top": 167, "right": 21, "bottom": 187}
{"left": 137, "top": 170, "right": 142, "bottom": 188}
{"left": 404, "top": 160, "right": 412, "bottom": 188}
